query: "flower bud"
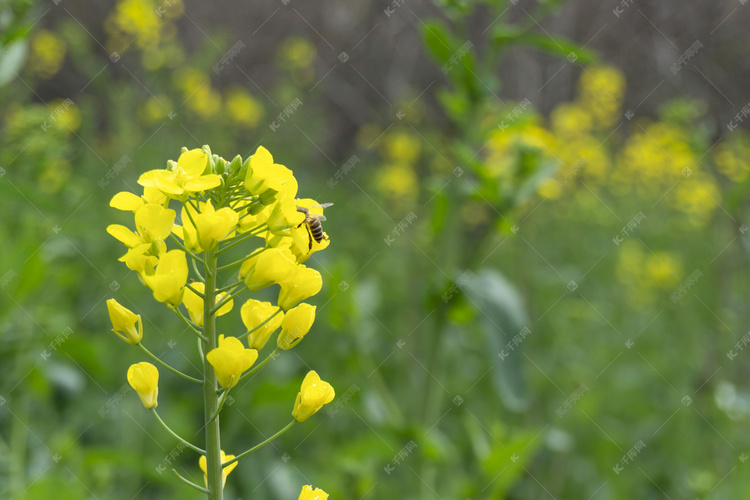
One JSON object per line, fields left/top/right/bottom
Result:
{"left": 292, "top": 370, "right": 334, "bottom": 422}
{"left": 206, "top": 335, "right": 258, "bottom": 389}
{"left": 298, "top": 485, "right": 329, "bottom": 500}
{"left": 106, "top": 298, "right": 143, "bottom": 344}
{"left": 127, "top": 362, "right": 159, "bottom": 409}
{"left": 277, "top": 303, "right": 315, "bottom": 350}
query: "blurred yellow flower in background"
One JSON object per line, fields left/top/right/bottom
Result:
{"left": 714, "top": 132, "right": 750, "bottom": 182}
{"left": 138, "top": 95, "right": 173, "bottom": 125}
{"left": 224, "top": 87, "right": 264, "bottom": 128}
{"left": 381, "top": 130, "right": 421, "bottom": 164}
{"left": 29, "top": 30, "right": 67, "bottom": 79}
{"left": 279, "top": 37, "right": 317, "bottom": 70}
{"left": 375, "top": 163, "right": 419, "bottom": 208}
{"left": 577, "top": 66, "right": 625, "bottom": 129}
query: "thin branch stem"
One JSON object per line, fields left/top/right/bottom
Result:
{"left": 221, "top": 420, "right": 296, "bottom": 469}
{"left": 210, "top": 285, "right": 245, "bottom": 316}
{"left": 169, "top": 234, "right": 201, "bottom": 263}
{"left": 151, "top": 409, "right": 205, "bottom": 454}
{"left": 237, "top": 309, "right": 283, "bottom": 341}
{"left": 217, "top": 225, "right": 267, "bottom": 256}
{"left": 169, "top": 307, "right": 208, "bottom": 342}
{"left": 191, "top": 258, "right": 206, "bottom": 282}
{"left": 137, "top": 343, "right": 203, "bottom": 384}
{"left": 172, "top": 469, "right": 209, "bottom": 493}
{"left": 207, "top": 390, "right": 229, "bottom": 424}
{"left": 238, "top": 348, "right": 279, "bottom": 383}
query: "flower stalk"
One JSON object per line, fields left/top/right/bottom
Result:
{"left": 202, "top": 249, "right": 224, "bottom": 499}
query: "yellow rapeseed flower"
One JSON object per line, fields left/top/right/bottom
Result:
{"left": 127, "top": 362, "right": 159, "bottom": 409}
{"left": 241, "top": 299, "right": 284, "bottom": 350}
{"left": 242, "top": 248, "right": 299, "bottom": 290}
{"left": 292, "top": 370, "right": 335, "bottom": 422}
{"left": 278, "top": 265, "right": 322, "bottom": 310}
{"left": 206, "top": 335, "right": 258, "bottom": 389}
{"left": 106, "top": 299, "right": 143, "bottom": 344}
{"left": 138, "top": 148, "right": 221, "bottom": 197}
{"left": 142, "top": 249, "right": 188, "bottom": 306}
{"left": 298, "top": 485, "right": 329, "bottom": 500}
{"left": 277, "top": 303, "right": 316, "bottom": 350}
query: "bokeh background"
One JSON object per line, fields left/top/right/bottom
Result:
{"left": 2, "top": 0, "right": 750, "bottom": 498}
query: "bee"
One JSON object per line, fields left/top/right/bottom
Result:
{"left": 296, "top": 203, "right": 333, "bottom": 251}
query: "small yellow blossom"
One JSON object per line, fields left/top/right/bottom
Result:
{"left": 142, "top": 249, "right": 188, "bottom": 306}
{"left": 298, "top": 485, "right": 329, "bottom": 500}
{"left": 245, "top": 146, "right": 297, "bottom": 196}
{"left": 192, "top": 203, "right": 239, "bottom": 250}
{"left": 106, "top": 299, "right": 143, "bottom": 344}
{"left": 206, "top": 335, "right": 258, "bottom": 389}
{"left": 267, "top": 197, "right": 305, "bottom": 234}
{"left": 138, "top": 148, "right": 221, "bottom": 197}
{"left": 277, "top": 303, "right": 316, "bottom": 350}
{"left": 241, "top": 299, "right": 284, "bottom": 350}
{"left": 278, "top": 265, "right": 322, "bottom": 310}
{"left": 292, "top": 370, "right": 335, "bottom": 422}
{"left": 199, "top": 450, "right": 237, "bottom": 489}
{"left": 127, "top": 362, "right": 159, "bottom": 409}
{"left": 242, "top": 248, "right": 299, "bottom": 290}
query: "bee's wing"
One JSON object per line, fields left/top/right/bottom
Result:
{"left": 313, "top": 214, "right": 327, "bottom": 221}
{"left": 308, "top": 203, "right": 333, "bottom": 209}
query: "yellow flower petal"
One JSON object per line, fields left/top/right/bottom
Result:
{"left": 110, "top": 191, "right": 144, "bottom": 211}
{"left": 107, "top": 224, "right": 144, "bottom": 248}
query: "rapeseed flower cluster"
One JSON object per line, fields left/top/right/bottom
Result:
{"left": 482, "top": 66, "right": 726, "bottom": 226}
{"left": 106, "top": 145, "right": 333, "bottom": 497}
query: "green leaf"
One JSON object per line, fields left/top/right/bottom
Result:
{"left": 492, "top": 28, "right": 597, "bottom": 64}
{"left": 463, "top": 269, "right": 530, "bottom": 411}
{"left": 420, "top": 21, "right": 456, "bottom": 67}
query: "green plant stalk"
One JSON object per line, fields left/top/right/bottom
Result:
{"left": 203, "top": 249, "right": 223, "bottom": 499}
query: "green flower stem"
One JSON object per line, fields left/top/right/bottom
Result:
{"left": 221, "top": 420, "right": 296, "bottom": 469}
{"left": 202, "top": 248, "right": 224, "bottom": 500}
{"left": 191, "top": 258, "right": 206, "bottom": 282}
{"left": 185, "top": 283, "right": 206, "bottom": 299}
{"left": 197, "top": 337, "right": 205, "bottom": 367}
{"left": 238, "top": 347, "right": 279, "bottom": 383}
{"left": 216, "top": 280, "right": 244, "bottom": 293}
{"left": 169, "top": 234, "right": 201, "bottom": 263}
{"left": 210, "top": 285, "right": 245, "bottom": 316}
{"left": 170, "top": 307, "right": 208, "bottom": 342}
{"left": 137, "top": 343, "right": 203, "bottom": 384}
{"left": 207, "top": 390, "right": 229, "bottom": 424}
{"left": 151, "top": 409, "right": 205, "bottom": 454}
{"left": 237, "top": 310, "right": 282, "bottom": 341}
{"left": 216, "top": 225, "right": 267, "bottom": 256}
{"left": 172, "top": 469, "right": 209, "bottom": 494}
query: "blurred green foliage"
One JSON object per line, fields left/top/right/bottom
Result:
{"left": 2, "top": 0, "right": 750, "bottom": 499}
